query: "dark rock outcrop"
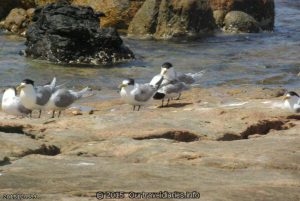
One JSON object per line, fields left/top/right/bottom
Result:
{"left": 223, "top": 11, "right": 261, "bottom": 33}
{"left": 24, "top": 1, "right": 134, "bottom": 65}
{"left": 128, "top": 0, "right": 215, "bottom": 39}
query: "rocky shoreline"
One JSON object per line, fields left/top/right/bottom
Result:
{"left": 1, "top": 87, "right": 299, "bottom": 200}
{"left": 0, "top": 0, "right": 275, "bottom": 39}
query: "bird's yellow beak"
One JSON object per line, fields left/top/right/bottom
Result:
{"left": 160, "top": 68, "right": 167, "bottom": 75}
{"left": 16, "top": 83, "right": 25, "bottom": 91}
{"left": 118, "top": 84, "right": 127, "bottom": 89}
{"left": 283, "top": 96, "right": 290, "bottom": 101}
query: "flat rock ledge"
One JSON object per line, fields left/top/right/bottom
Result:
{"left": 0, "top": 87, "right": 299, "bottom": 201}
{"left": 24, "top": 1, "right": 134, "bottom": 65}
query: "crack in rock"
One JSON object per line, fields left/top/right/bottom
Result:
{"left": 0, "top": 125, "right": 25, "bottom": 134}
{"left": 218, "top": 119, "right": 295, "bottom": 141}
{"left": 19, "top": 144, "right": 61, "bottom": 157}
{"left": 0, "top": 157, "right": 11, "bottom": 166}
{"left": 286, "top": 115, "right": 300, "bottom": 120}
{"left": 133, "top": 131, "right": 200, "bottom": 142}
{"left": 0, "top": 124, "right": 38, "bottom": 139}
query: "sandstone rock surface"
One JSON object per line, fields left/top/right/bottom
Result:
{"left": 128, "top": 0, "right": 215, "bottom": 39}
{"left": 0, "top": 87, "right": 299, "bottom": 200}
{"left": 72, "top": 0, "right": 144, "bottom": 30}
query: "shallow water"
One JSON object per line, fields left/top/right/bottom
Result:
{"left": 0, "top": 0, "right": 299, "bottom": 98}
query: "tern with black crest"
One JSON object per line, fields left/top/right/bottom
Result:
{"left": 119, "top": 77, "right": 164, "bottom": 111}
{"left": 16, "top": 78, "right": 57, "bottom": 118}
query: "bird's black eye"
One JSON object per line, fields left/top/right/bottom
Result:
{"left": 22, "top": 79, "right": 35, "bottom": 86}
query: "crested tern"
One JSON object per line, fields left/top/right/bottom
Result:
{"left": 1, "top": 88, "right": 31, "bottom": 117}
{"left": 46, "top": 87, "right": 92, "bottom": 118}
{"left": 16, "top": 78, "right": 57, "bottom": 118}
{"left": 283, "top": 91, "right": 300, "bottom": 113}
{"left": 119, "top": 77, "right": 163, "bottom": 111}
{"left": 151, "top": 62, "right": 192, "bottom": 107}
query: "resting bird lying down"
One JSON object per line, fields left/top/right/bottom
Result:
{"left": 2, "top": 87, "right": 31, "bottom": 117}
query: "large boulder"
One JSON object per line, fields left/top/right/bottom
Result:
{"left": 128, "top": 0, "right": 215, "bottom": 39}
{"left": 24, "top": 1, "right": 134, "bottom": 65}
{"left": 72, "top": 0, "right": 145, "bottom": 30}
{"left": 210, "top": 0, "right": 275, "bottom": 30}
{"left": 223, "top": 11, "right": 261, "bottom": 33}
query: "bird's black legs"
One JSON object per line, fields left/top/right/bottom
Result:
{"left": 51, "top": 110, "right": 55, "bottom": 118}
{"left": 166, "top": 99, "right": 170, "bottom": 106}
{"left": 58, "top": 111, "right": 62, "bottom": 118}
{"left": 38, "top": 110, "right": 42, "bottom": 118}
{"left": 161, "top": 99, "right": 164, "bottom": 107}
{"left": 175, "top": 93, "right": 182, "bottom": 100}
{"left": 132, "top": 105, "right": 141, "bottom": 111}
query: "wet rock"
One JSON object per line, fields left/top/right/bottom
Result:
{"left": 213, "top": 9, "right": 226, "bottom": 27}
{"left": 224, "top": 11, "right": 261, "bottom": 33}
{"left": 25, "top": 1, "right": 134, "bottom": 65}
{"left": 0, "top": 8, "right": 34, "bottom": 36}
{"left": 128, "top": 0, "right": 215, "bottom": 39}
{"left": 210, "top": 0, "right": 275, "bottom": 31}
{"left": 72, "top": 0, "right": 145, "bottom": 30}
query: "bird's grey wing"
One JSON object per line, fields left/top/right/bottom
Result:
{"left": 164, "top": 82, "right": 189, "bottom": 94}
{"left": 35, "top": 86, "right": 52, "bottom": 106}
{"left": 53, "top": 90, "right": 76, "bottom": 108}
{"left": 43, "top": 77, "right": 56, "bottom": 92}
{"left": 134, "top": 84, "right": 156, "bottom": 102}
{"left": 177, "top": 73, "right": 195, "bottom": 84}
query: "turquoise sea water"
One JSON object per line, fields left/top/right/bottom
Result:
{"left": 0, "top": 0, "right": 299, "bottom": 97}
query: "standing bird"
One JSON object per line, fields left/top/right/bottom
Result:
{"left": 16, "top": 78, "right": 56, "bottom": 118}
{"left": 1, "top": 88, "right": 31, "bottom": 117}
{"left": 151, "top": 62, "right": 192, "bottom": 107}
{"left": 46, "top": 87, "right": 92, "bottom": 118}
{"left": 119, "top": 77, "right": 163, "bottom": 111}
{"left": 283, "top": 91, "right": 300, "bottom": 113}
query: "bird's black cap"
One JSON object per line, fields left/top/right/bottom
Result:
{"left": 162, "top": 62, "right": 173, "bottom": 69}
{"left": 126, "top": 78, "right": 135, "bottom": 86}
{"left": 287, "top": 91, "right": 300, "bottom": 97}
{"left": 22, "top": 79, "right": 35, "bottom": 86}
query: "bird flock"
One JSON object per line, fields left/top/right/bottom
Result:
{"left": 1, "top": 62, "right": 300, "bottom": 118}
{"left": 2, "top": 78, "right": 91, "bottom": 118}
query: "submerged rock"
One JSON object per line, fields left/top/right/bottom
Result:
{"left": 128, "top": 0, "right": 215, "bottom": 39}
{"left": 224, "top": 11, "right": 261, "bottom": 33}
{"left": 25, "top": 1, "right": 134, "bottom": 65}
{"left": 210, "top": 0, "right": 275, "bottom": 31}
